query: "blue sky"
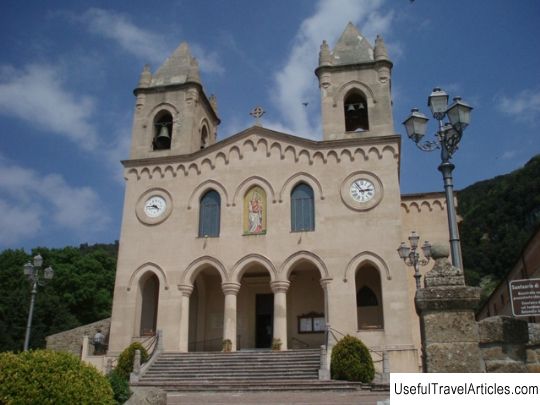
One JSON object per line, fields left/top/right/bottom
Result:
{"left": 0, "top": 0, "right": 539, "bottom": 250}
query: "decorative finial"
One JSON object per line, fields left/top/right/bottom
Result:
{"left": 138, "top": 64, "right": 152, "bottom": 87}
{"left": 319, "top": 40, "right": 332, "bottom": 66}
{"left": 374, "top": 35, "right": 389, "bottom": 61}
{"left": 249, "top": 106, "right": 265, "bottom": 126}
{"left": 188, "top": 57, "right": 201, "bottom": 83}
{"left": 209, "top": 94, "right": 218, "bottom": 115}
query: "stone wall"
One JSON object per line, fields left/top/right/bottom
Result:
{"left": 46, "top": 318, "right": 111, "bottom": 357}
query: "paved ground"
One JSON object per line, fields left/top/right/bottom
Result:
{"left": 167, "top": 390, "right": 390, "bottom": 404}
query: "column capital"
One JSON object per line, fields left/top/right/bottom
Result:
{"left": 320, "top": 277, "right": 333, "bottom": 288}
{"left": 271, "top": 280, "right": 290, "bottom": 294}
{"left": 222, "top": 282, "right": 241, "bottom": 296}
{"left": 177, "top": 283, "right": 194, "bottom": 296}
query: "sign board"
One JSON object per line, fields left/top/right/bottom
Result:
{"left": 509, "top": 278, "right": 540, "bottom": 317}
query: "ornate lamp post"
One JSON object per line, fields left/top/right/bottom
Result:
{"left": 23, "top": 254, "right": 53, "bottom": 351}
{"left": 402, "top": 88, "right": 473, "bottom": 270}
{"left": 397, "top": 231, "right": 432, "bottom": 290}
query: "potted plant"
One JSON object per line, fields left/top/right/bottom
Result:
{"left": 222, "top": 339, "right": 232, "bottom": 352}
{"left": 271, "top": 338, "right": 282, "bottom": 351}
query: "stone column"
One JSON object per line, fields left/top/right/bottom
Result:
{"left": 415, "top": 245, "right": 484, "bottom": 372}
{"left": 222, "top": 282, "right": 241, "bottom": 351}
{"left": 178, "top": 284, "right": 193, "bottom": 352}
{"left": 271, "top": 280, "right": 290, "bottom": 350}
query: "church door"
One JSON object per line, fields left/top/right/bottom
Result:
{"left": 255, "top": 294, "right": 273, "bottom": 348}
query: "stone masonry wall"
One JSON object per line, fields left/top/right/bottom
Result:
{"left": 46, "top": 318, "right": 111, "bottom": 357}
{"left": 478, "top": 316, "right": 540, "bottom": 373}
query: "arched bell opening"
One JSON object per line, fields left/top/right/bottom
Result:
{"left": 200, "top": 125, "right": 209, "bottom": 150}
{"left": 344, "top": 90, "right": 369, "bottom": 132}
{"left": 188, "top": 267, "right": 224, "bottom": 351}
{"left": 139, "top": 273, "right": 160, "bottom": 336}
{"left": 153, "top": 110, "right": 173, "bottom": 150}
{"left": 287, "top": 261, "right": 325, "bottom": 349}
{"left": 355, "top": 264, "right": 384, "bottom": 330}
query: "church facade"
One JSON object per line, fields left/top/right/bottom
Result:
{"left": 108, "top": 23, "right": 450, "bottom": 373}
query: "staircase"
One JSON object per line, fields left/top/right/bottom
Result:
{"left": 132, "top": 349, "right": 368, "bottom": 392}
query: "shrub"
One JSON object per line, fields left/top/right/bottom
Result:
{"left": 107, "top": 368, "right": 131, "bottom": 404}
{"left": 330, "top": 335, "right": 375, "bottom": 382}
{"left": 0, "top": 349, "right": 114, "bottom": 405}
{"left": 116, "top": 342, "right": 149, "bottom": 380}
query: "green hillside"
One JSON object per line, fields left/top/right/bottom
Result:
{"left": 0, "top": 243, "right": 118, "bottom": 352}
{"left": 458, "top": 155, "right": 540, "bottom": 298}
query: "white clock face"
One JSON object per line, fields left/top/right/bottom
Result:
{"left": 143, "top": 196, "right": 167, "bottom": 218}
{"left": 350, "top": 179, "right": 375, "bottom": 203}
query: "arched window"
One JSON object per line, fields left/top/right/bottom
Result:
{"left": 355, "top": 265, "right": 383, "bottom": 329}
{"left": 356, "top": 286, "right": 378, "bottom": 307}
{"left": 140, "top": 273, "right": 159, "bottom": 336}
{"left": 291, "top": 183, "right": 314, "bottom": 232}
{"left": 153, "top": 110, "right": 173, "bottom": 150}
{"left": 199, "top": 190, "right": 221, "bottom": 237}
{"left": 344, "top": 91, "right": 368, "bottom": 132}
{"left": 200, "top": 125, "right": 209, "bottom": 150}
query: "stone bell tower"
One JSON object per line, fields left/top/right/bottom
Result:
{"left": 315, "top": 23, "right": 394, "bottom": 140}
{"left": 129, "top": 42, "right": 220, "bottom": 159}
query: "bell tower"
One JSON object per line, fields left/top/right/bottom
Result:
{"left": 315, "top": 23, "right": 394, "bottom": 140}
{"left": 129, "top": 42, "right": 220, "bottom": 159}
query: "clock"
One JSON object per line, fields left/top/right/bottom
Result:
{"left": 350, "top": 179, "right": 375, "bottom": 203}
{"left": 340, "top": 171, "right": 383, "bottom": 211}
{"left": 144, "top": 196, "right": 167, "bottom": 218}
{"left": 136, "top": 188, "right": 173, "bottom": 225}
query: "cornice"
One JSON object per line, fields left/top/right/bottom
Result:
{"left": 123, "top": 126, "right": 400, "bottom": 169}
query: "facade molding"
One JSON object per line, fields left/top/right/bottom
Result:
{"left": 127, "top": 262, "right": 170, "bottom": 292}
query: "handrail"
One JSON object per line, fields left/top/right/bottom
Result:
{"left": 130, "top": 329, "right": 163, "bottom": 383}
{"left": 290, "top": 336, "right": 310, "bottom": 349}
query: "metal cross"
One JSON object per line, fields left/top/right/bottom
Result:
{"left": 249, "top": 106, "right": 265, "bottom": 125}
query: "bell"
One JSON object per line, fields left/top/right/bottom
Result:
{"left": 154, "top": 125, "right": 171, "bottom": 150}
{"left": 346, "top": 104, "right": 356, "bottom": 112}
{"left": 358, "top": 103, "right": 365, "bottom": 109}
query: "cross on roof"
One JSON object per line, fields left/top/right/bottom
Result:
{"left": 249, "top": 106, "right": 265, "bottom": 126}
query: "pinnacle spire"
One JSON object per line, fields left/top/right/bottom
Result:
{"left": 151, "top": 42, "right": 201, "bottom": 87}
{"left": 374, "top": 35, "right": 389, "bottom": 61}
{"left": 331, "top": 22, "right": 374, "bottom": 65}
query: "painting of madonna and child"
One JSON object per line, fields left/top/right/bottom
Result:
{"left": 243, "top": 186, "right": 267, "bottom": 235}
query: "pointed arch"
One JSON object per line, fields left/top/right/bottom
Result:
{"left": 279, "top": 172, "right": 324, "bottom": 203}
{"left": 230, "top": 254, "right": 277, "bottom": 283}
{"left": 182, "top": 256, "right": 228, "bottom": 286}
{"left": 127, "top": 262, "right": 170, "bottom": 292}
{"left": 343, "top": 251, "right": 391, "bottom": 282}
{"left": 188, "top": 179, "right": 229, "bottom": 209}
{"left": 232, "top": 175, "right": 276, "bottom": 206}
{"left": 280, "top": 251, "right": 330, "bottom": 280}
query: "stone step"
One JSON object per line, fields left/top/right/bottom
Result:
{"left": 146, "top": 370, "right": 317, "bottom": 376}
{"left": 150, "top": 361, "right": 319, "bottom": 368}
{"left": 134, "top": 379, "right": 365, "bottom": 392}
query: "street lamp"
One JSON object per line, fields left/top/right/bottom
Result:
{"left": 402, "top": 87, "right": 473, "bottom": 270}
{"left": 397, "top": 231, "right": 432, "bottom": 290}
{"left": 23, "top": 254, "right": 53, "bottom": 351}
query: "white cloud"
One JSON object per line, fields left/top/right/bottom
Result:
{"left": 500, "top": 150, "right": 518, "bottom": 160}
{"left": 497, "top": 88, "right": 540, "bottom": 125}
{"left": 81, "top": 8, "right": 222, "bottom": 75}
{"left": 190, "top": 44, "right": 225, "bottom": 75}
{"left": 0, "top": 160, "right": 110, "bottom": 247}
{"left": 0, "top": 200, "right": 42, "bottom": 246}
{"left": 82, "top": 8, "right": 169, "bottom": 65}
{"left": 0, "top": 64, "right": 98, "bottom": 149}
{"left": 271, "top": 0, "right": 394, "bottom": 138}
